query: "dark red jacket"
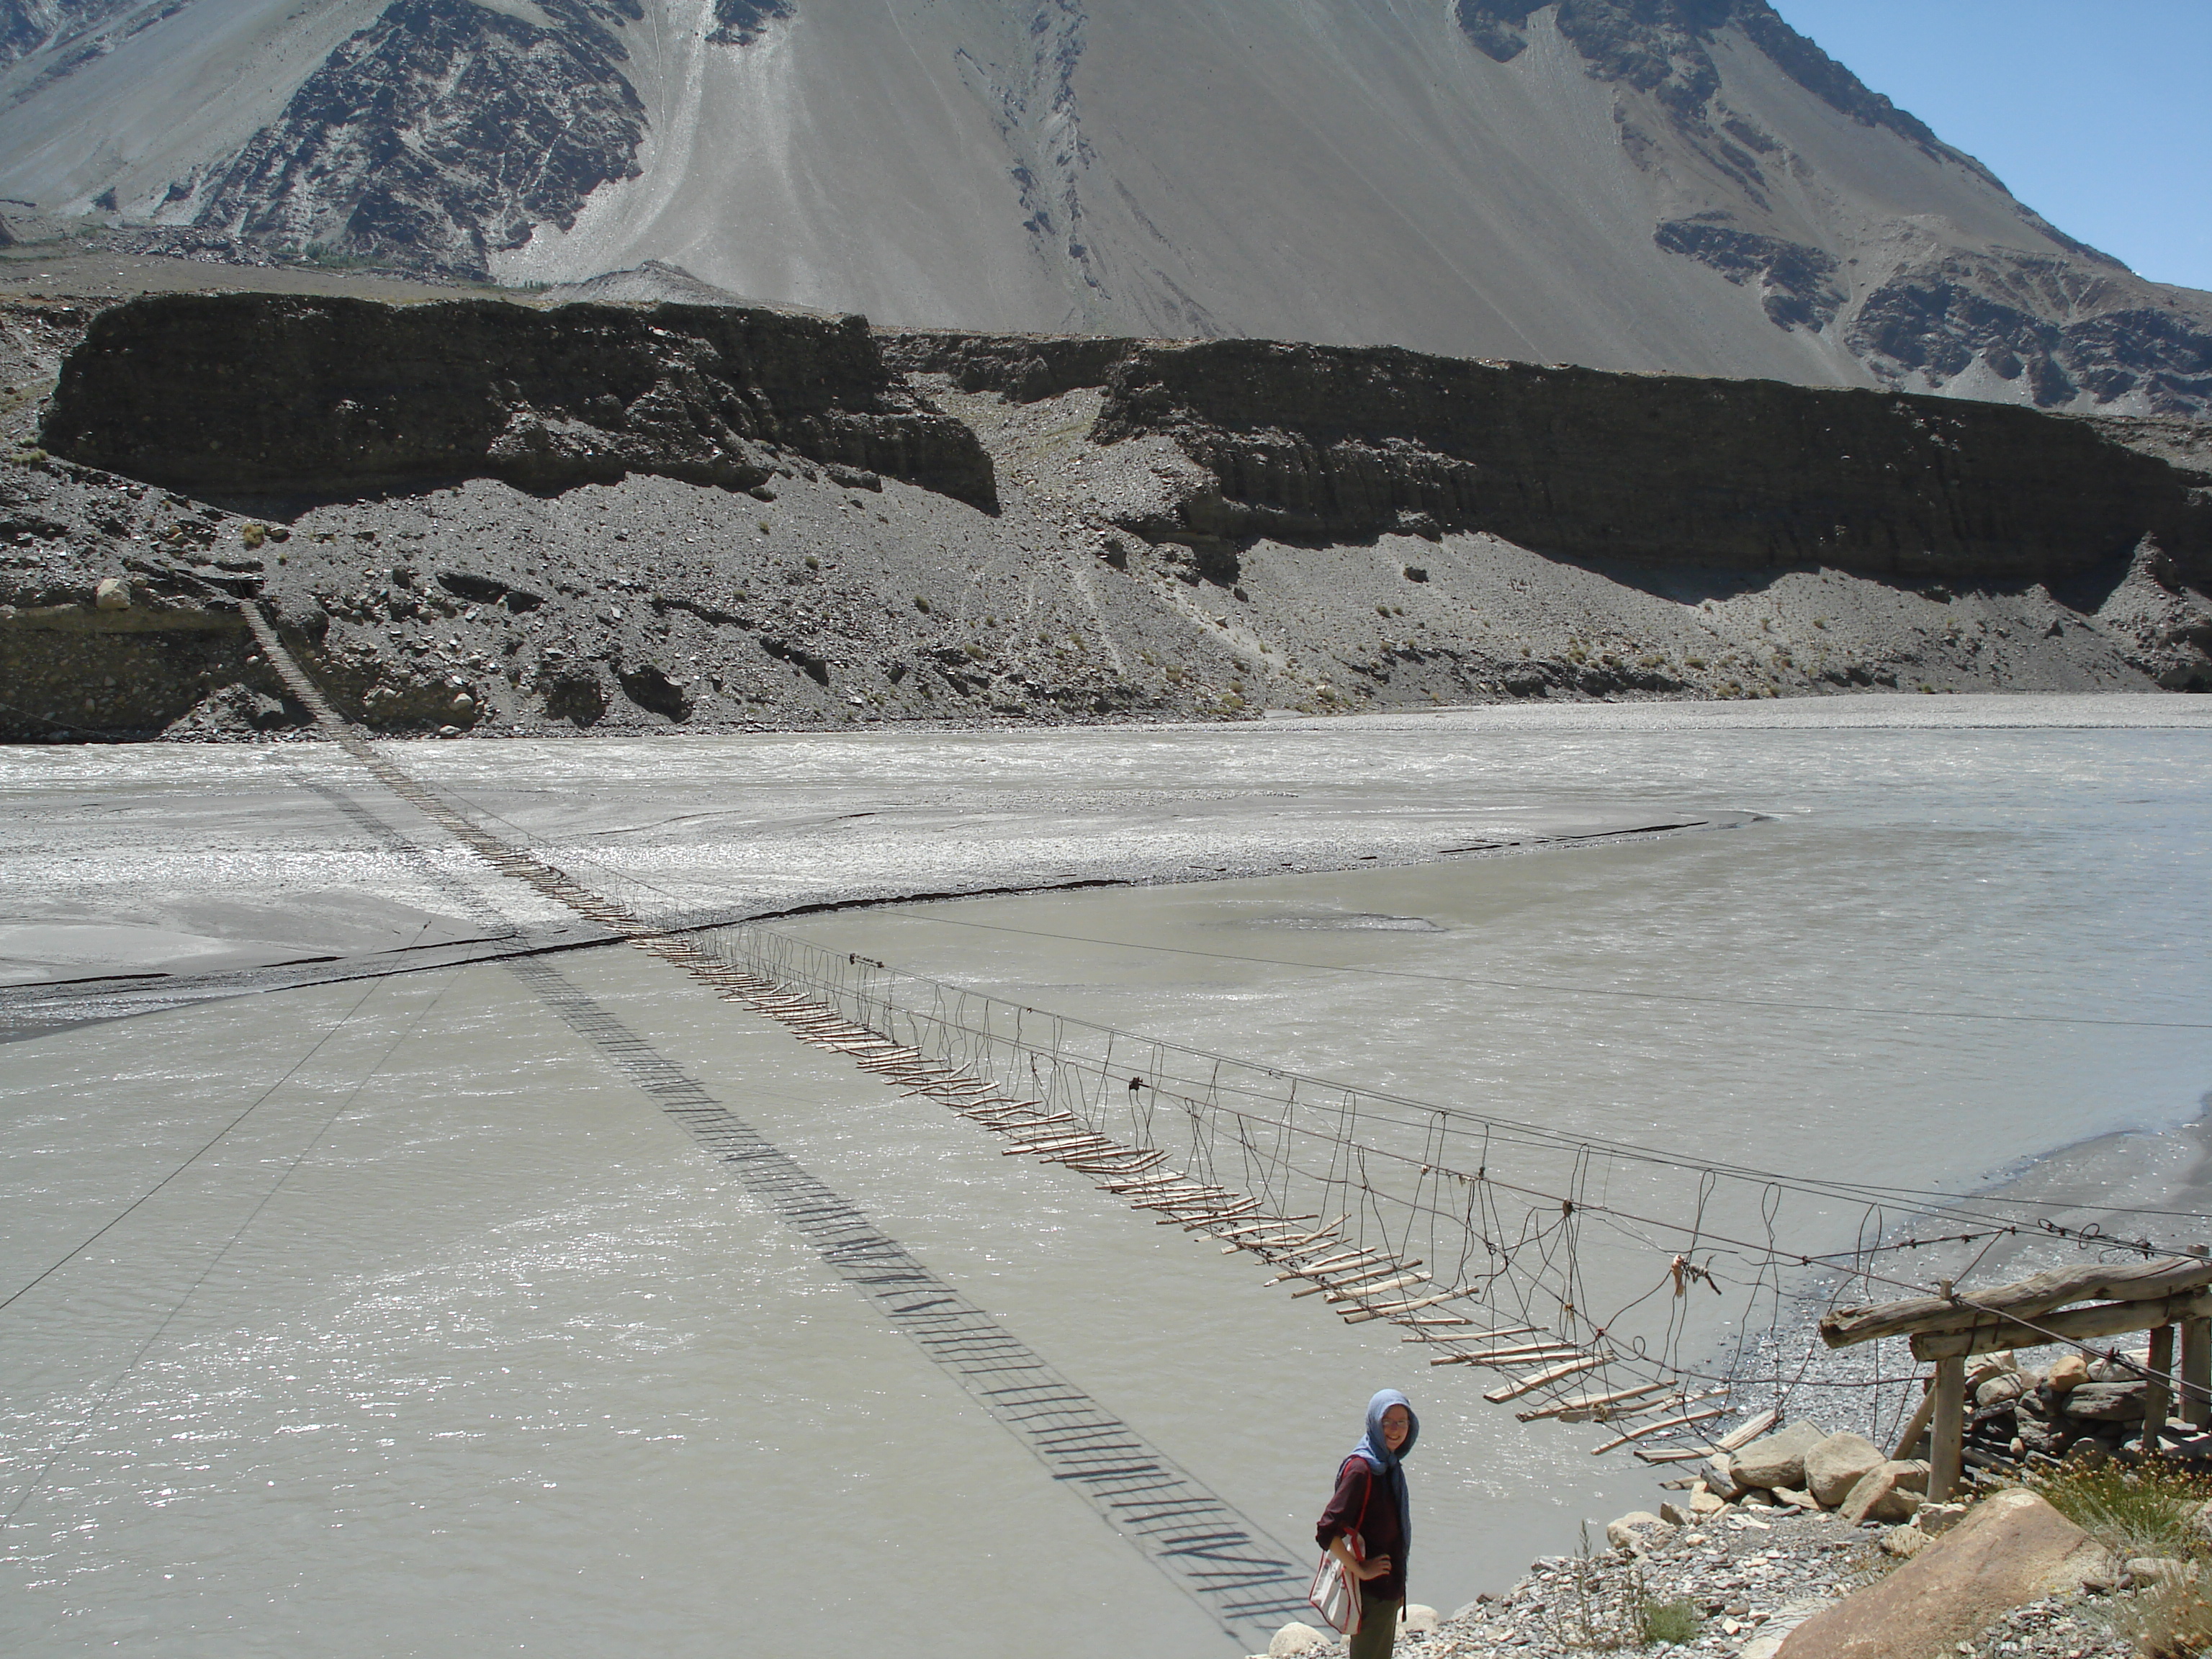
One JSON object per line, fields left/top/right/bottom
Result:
{"left": 1316, "top": 1455, "right": 1405, "bottom": 1603}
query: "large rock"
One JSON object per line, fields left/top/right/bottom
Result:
{"left": 1806, "top": 1433, "right": 1888, "bottom": 1508}
{"left": 1776, "top": 1491, "right": 2115, "bottom": 1659}
{"left": 1838, "top": 1462, "right": 1930, "bottom": 1527}
{"left": 40, "top": 294, "right": 999, "bottom": 512}
{"left": 1732, "top": 1421, "right": 1832, "bottom": 1493}
{"left": 1707, "top": 1452, "right": 1749, "bottom": 1499}
{"left": 1607, "top": 1511, "right": 1668, "bottom": 1554}
{"left": 1268, "top": 1622, "right": 1328, "bottom": 1657}
{"left": 2047, "top": 1354, "right": 2090, "bottom": 1394}
{"left": 2062, "top": 1381, "right": 2148, "bottom": 1421}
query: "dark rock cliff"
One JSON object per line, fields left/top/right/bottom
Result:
{"left": 1074, "top": 338, "right": 2211, "bottom": 585}
{"left": 878, "top": 328, "right": 1150, "bottom": 403}
{"left": 40, "top": 293, "right": 999, "bottom": 510}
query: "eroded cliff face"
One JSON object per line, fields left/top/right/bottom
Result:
{"left": 41, "top": 294, "right": 997, "bottom": 508}
{"left": 5, "top": 294, "right": 2208, "bottom": 744}
{"left": 889, "top": 331, "right": 2212, "bottom": 586}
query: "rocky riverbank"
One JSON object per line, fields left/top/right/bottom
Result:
{"left": 1254, "top": 1338, "right": 2212, "bottom": 1659}
{"left": 4, "top": 282, "right": 2211, "bottom": 743}
{"left": 1253, "top": 1499, "right": 2140, "bottom": 1659}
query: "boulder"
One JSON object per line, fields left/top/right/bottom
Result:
{"left": 2062, "top": 1381, "right": 2147, "bottom": 1421}
{"left": 1968, "top": 1352, "right": 2018, "bottom": 1384}
{"left": 1775, "top": 1490, "right": 2116, "bottom": 1659}
{"left": 2126, "top": 1557, "right": 2195, "bottom": 1587}
{"left": 1838, "top": 1462, "right": 1930, "bottom": 1527}
{"left": 1915, "top": 1503, "right": 1971, "bottom": 1537}
{"left": 1707, "top": 1452, "right": 1748, "bottom": 1498}
{"left": 1403, "top": 1605, "right": 1441, "bottom": 1635}
{"left": 1269, "top": 1622, "right": 1328, "bottom": 1657}
{"left": 1806, "top": 1433, "right": 1888, "bottom": 1508}
{"left": 1975, "top": 1375, "right": 2028, "bottom": 1408}
{"left": 2047, "top": 1354, "right": 2090, "bottom": 1394}
{"left": 1732, "top": 1421, "right": 1831, "bottom": 1493}
{"left": 1607, "top": 1511, "right": 1668, "bottom": 1554}
{"left": 1660, "top": 1501, "right": 1694, "bottom": 1526}
{"left": 94, "top": 576, "right": 131, "bottom": 610}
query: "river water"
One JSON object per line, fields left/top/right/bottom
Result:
{"left": 4, "top": 696, "right": 2210, "bottom": 1657}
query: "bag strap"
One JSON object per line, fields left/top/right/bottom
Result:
{"left": 1337, "top": 1456, "right": 1375, "bottom": 1556}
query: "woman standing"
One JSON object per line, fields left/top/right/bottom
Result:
{"left": 1316, "top": 1389, "right": 1419, "bottom": 1659}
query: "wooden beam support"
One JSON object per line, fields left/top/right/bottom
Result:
{"left": 2144, "top": 1323, "right": 2175, "bottom": 1454}
{"left": 1928, "top": 1357, "right": 1965, "bottom": 1503}
{"left": 2184, "top": 1317, "right": 2211, "bottom": 1431}
{"left": 1908, "top": 1290, "right": 2212, "bottom": 1360}
{"left": 1823, "top": 1257, "right": 2212, "bottom": 1349}
{"left": 1892, "top": 1376, "right": 1937, "bottom": 1460}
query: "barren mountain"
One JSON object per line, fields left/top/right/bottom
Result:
{"left": 0, "top": 0, "right": 2206, "bottom": 415}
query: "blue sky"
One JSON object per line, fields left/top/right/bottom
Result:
{"left": 1769, "top": 1, "right": 2211, "bottom": 292}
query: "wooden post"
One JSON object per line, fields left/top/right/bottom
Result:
{"left": 2144, "top": 1324, "right": 2175, "bottom": 1454}
{"left": 1928, "top": 1355, "right": 1965, "bottom": 1501}
{"left": 2182, "top": 1317, "right": 2211, "bottom": 1430}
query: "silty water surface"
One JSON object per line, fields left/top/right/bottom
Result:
{"left": 4, "top": 697, "right": 2208, "bottom": 1656}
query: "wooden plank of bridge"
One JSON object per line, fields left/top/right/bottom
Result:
{"left": 2144, "top": 1323, "right": 2175, "bottom": 1453}
{"left": 1928, "top": 1355, "right": 1965, "bottom": 1503}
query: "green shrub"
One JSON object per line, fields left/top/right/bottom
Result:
{"left": 2112, "top": 1573, "right": 2212, "bottom": 1659}
{"left": 1640, "top": 1596, "right": 1703, "bottom": 1647}
{"left": 2031, "top": 1461, "right": 2212, "bottom": 1563}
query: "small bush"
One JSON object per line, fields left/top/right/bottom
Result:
{"left": 1640, "top": 1596, "right": 1703, "bottom": 1647}
{"left": 1535, "top": 1526, "right": 1648, "bottom": 1652}
{"left": 240, "top": 523, "right": 267, "bottom": 549}
{"left": 2032, "top": 1460, "right": 2212, "bottom": 1563}
{"left": 2112, "top": 1573, "right": 2212, "bottom": 1659}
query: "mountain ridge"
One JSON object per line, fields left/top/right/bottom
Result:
{"left": 0, "top": 0, "right": 2206, "bottom": 416}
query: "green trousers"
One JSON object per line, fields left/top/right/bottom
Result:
{"left": 1350, "top": 1591, "right": 1401, "bottom": 1659}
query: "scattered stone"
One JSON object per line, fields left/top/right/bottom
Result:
{"left": 2123, "top": 1556, "right": 2193, "bottom": 1586}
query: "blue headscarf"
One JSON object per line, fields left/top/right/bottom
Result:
{"left": 1351, "top": 1388, "right": 1418, "bottom": 1570}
